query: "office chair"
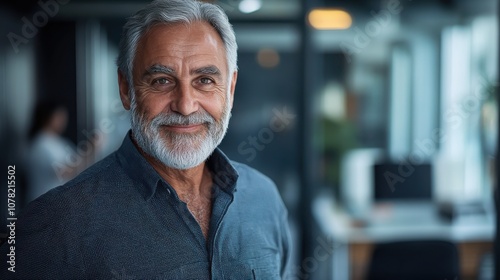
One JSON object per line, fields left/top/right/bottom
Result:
{"left": 366, "top": 240, "right": 460, "bottom": 280}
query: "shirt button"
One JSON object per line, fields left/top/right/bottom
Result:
{"left": 166, "top": 189, "right": 171, "bottom": 195}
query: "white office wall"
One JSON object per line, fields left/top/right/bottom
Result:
{"left": 2, "top": 42, "right": 36, "bottom": 140}
{"left": 389, "top": 45, "right": 412, "bottom": 158}
{"left": 76, "top": 20, "right": 129, "bottom": 162}
{"left": 436, "top": 17, "right": 497, "bottom": 203}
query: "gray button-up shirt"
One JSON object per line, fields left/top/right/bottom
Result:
{"left": 0, "top": 132, "right": 291, "bottom": 279}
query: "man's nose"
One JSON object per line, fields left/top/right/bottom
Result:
{"left": 170, "top": 83, "right": 199, "bottom": 116}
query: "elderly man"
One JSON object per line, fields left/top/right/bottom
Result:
{"left": 0, "top": 0, "right": 291, "bottom": 278}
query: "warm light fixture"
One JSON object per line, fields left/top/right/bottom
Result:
{"left": 239, "top": 0, "right": 262, "bottom": 14}
{"left": 308, "top": 9, "right": 352, "bottom": 30}
{"left": 257, "top": 48, "right": 280, "bottom": 68}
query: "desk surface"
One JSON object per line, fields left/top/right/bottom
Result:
{"left": 313, "top": 196, "right": 495, "bottom": 243}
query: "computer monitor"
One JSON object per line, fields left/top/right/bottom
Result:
{"left": 373, "top": 162, "right": 433, "bottom": 200}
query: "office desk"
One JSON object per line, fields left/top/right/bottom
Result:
{"left": 313, "top": 196, "right": 495, "bottom": 280}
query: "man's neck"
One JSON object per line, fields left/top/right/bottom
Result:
{"left": 132, "top": 138, "right": 212, "bottom": 197}
{"left": 152, "top": 158, "right": 212, "bottom": 197}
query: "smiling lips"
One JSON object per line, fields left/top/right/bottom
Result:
{"left": 163, "top": 123, "right": 206, "bottom": 133}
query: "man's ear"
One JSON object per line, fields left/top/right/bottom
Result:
{"left": 118, "top": 70, "right": 131, "bottom": 110}
{"left": 229, "top": 71, "right": 238, "bottom": 110}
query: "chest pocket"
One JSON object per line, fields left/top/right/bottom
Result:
{"left": 248, "top": 253, "right": 281, "bottom": 280}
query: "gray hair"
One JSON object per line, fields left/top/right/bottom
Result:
{"left": 116, "top": 0, "right": 238, "bottom": 88}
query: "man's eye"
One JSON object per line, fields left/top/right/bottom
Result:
{"left": 200, "top": 78, "right": 213, "bottom": 84}
{"left": 154, "top": 78, "right": 169, "bottom": 85}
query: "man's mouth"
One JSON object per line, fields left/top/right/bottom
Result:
{"left": 162, "top": 123, "right": 205, "bottom": 133}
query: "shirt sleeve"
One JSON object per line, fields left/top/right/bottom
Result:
{"left": 279, "top": 205, "right": 293, "bottom": 279}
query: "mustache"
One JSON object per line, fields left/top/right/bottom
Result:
{"left": 150, "top": 111, "right": 215, "bottom": 127}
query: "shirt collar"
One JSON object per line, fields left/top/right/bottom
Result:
{"left": 116, "top": 131, "right": 239, "bottom": 201}
{"left": 206, "top": 147, "right": 239, "bottom": 194}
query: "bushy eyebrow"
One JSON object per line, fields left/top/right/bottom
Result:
{"left": 191, "top": 65, "right": 221, "bottom": 77}
{"left": 143, "top": 64, "right": 175, "bottom": 78}
{"left": 142, "top": 64, "right": 222, "bottom": 79}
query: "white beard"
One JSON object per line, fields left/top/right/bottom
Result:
{"left": 129, "top": 92, "right": 231, "bottom": 170}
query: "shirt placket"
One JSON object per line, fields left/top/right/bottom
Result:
{"left": 164, "top": 184, "right": 209, "bottom": 254}
{"left": 207, "top": 187, "right": 234, "bottom": 280}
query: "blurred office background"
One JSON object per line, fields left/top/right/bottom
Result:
{"left": 0, "top": 0, "right": 498, "bottom": 279}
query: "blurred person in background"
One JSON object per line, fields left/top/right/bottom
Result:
{"left": 0, "top": 0, "right": 291, "bottom": 279}
{"left": 25, "top": 100, "right": 97, "bottom": 203}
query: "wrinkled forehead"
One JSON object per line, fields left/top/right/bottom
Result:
{"left": 133, "top": 21, "right": 229, "bottom": 74}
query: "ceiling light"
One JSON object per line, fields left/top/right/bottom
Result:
{"left": 239, "top": 0, "right": 262, "bottom": 14}
{"left": 308, "top": 9, "right": 352, "bottom": 30}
